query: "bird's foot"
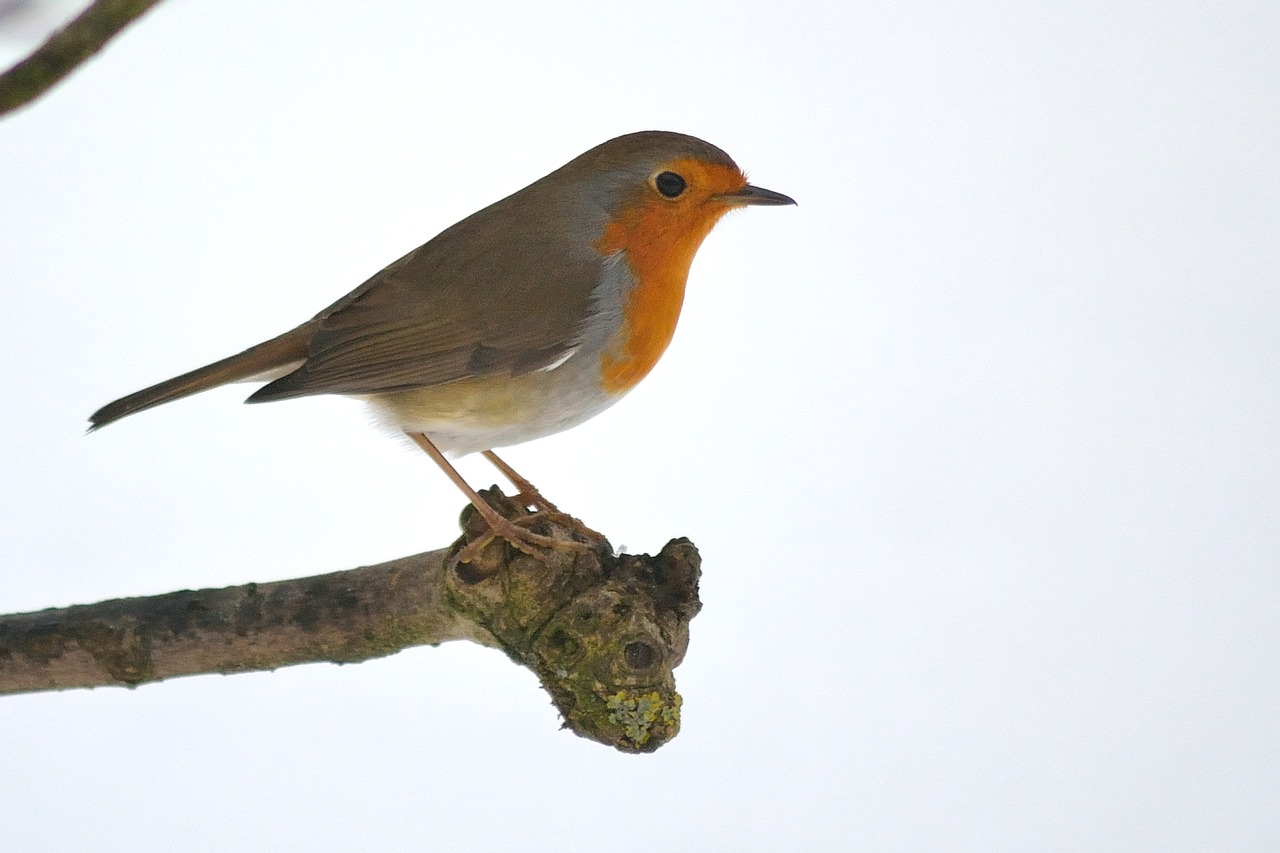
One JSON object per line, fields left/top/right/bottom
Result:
{"left": 455, "top": 487, "right": 603, "bottom": 569}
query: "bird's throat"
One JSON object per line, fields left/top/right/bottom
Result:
{"left": 595, "top": 202, "right": 730, "bottom": 394}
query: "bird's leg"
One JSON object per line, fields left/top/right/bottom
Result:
{"left": 404, "top": 432, "right": 586, "bottom": 561}
{"left": 480, "top": 449, "right": 606, "bottom": 541}
{"left": 481, "top": 450, "right": 560, "bottom": 512}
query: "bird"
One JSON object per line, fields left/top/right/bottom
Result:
{"left": 90, "top": 130, "right": 795, "bottom": 555}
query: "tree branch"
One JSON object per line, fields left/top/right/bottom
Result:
{"left": 0, "top": 548, "right": 486, "bottom": 691}
{"left": 0, "top": 0, "right": 163, "bottom": 117}
{"left": 0, "top": 489, "right": 702, "bottom": 753}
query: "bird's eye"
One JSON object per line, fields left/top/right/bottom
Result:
{"left": 653, "top": 171, "right": 687, "bottom": 198}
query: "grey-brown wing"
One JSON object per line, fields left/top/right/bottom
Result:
{"left": 250, "top": 196, "right": 604, "bottom": 402}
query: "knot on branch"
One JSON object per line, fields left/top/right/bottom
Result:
{"left": 0, "top": 486, "right": 703, "bottom": 754}
{"left": 444, "top": 488, "right": 702, "bottom": 753}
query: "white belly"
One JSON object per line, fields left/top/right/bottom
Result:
{"left": 363, "top": 355, "right": 624, "bottom": 456}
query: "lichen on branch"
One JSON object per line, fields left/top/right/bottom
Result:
{"left": 0, "top": 488, "right": 702, "bottom": 753}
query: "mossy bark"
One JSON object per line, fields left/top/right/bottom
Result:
{"left": 0, "top": 0, "right": 163, "bottom": 116}
{"left": 0, "top": 488, "right": 701, "bottom": 753}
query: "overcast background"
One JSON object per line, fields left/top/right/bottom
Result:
{"left": 1, "top": 1, "right": 1277, "bottom": 850}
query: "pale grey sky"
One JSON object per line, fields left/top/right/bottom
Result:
{"left": 2, "top": 1, "right": 1277, "bottom": 850}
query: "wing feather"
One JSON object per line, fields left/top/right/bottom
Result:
{"left": 251, "top": 188, "right": 606, "bottom": 402}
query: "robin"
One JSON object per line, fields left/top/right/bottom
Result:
{"left": 90, "top": 131, "right": 795, "bottom": 554}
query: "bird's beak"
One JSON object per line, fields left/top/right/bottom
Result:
{"left": 715, "top": 183, "right": 797, "bottom": 207}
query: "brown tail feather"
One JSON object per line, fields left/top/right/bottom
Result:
{"left": 88, "top": 323, "right": 315, "bottom": 430}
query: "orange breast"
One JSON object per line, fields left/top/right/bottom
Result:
{"left": 595, "top": 160, "right": 745, "bottom": 394}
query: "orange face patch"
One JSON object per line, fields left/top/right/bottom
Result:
{"left": 596, "top": 158, "right": 747, "bottom": 394}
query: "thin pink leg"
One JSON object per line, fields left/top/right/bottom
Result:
{"left": 481, "top": 450, "right": 560, "bottom": 512}
{"left": 404, "top": 432, "right": 569, "bottom": 557}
